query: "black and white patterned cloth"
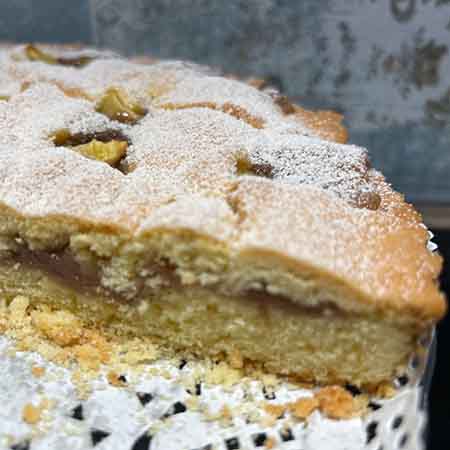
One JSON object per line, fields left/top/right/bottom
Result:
{"left": 0, "top": 335, "right": 431, "bottom": 450}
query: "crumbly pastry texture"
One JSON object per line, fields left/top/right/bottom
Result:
{"left": 0, "top": 44, "right": 446, "bottom": 389}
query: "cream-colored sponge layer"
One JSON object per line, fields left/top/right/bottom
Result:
{"left": 0, "top": 259, "right": 415, "bottom": 387}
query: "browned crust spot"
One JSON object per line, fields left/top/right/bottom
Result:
{"left": 20, "top": 80, "right": 93, "bottom": 101}
{"left": 25, "top": 44, "right": 95, "bottom": 68}
{"left": 267, "top": 91, "right": 297, "bottom": 115}
{"left": 235, "top": 154, "right": 274, "bottom": 178}
{"left": 247, "top": 77, "right": 348, "bottom": 143}
{"left": 158, "top": 101, "right": 265, "bottom": 129}
{"left": 293, "top": 105, "right": 349, "bottom": 144}
{"left": 54, "top": 82, "right": 93, "bottom": 100}
{"left": 356, "top": 191, "right": 382, "bottom": 211}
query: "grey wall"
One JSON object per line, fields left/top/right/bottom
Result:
{"left": 0, "top": 0, "right": 92, "bottom": 44}
{"left": 2, "top": 0, "right": 450, "bottom": 204}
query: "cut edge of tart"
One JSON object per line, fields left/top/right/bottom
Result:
{"left": 0, "top": 43, "right": 446, "bottom": 390}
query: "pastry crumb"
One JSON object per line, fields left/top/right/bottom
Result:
{"left": 205, "top": 362, "right": 243, "bottom": 387}
{"left": 227, "top": 349, "right": 244, "bottom": 369}
{"left": 259, "top": 413, "right": 278, "bottom": 427}
{"left": 31, "top": 310, "right": 83, "bottom": 347}
{"left": 263, "top": 403, "right": 286, "bottom": 418}
{"left": 262, "top": 385, "right": 367, "bottom": 422}
{"left": 9, "top": 295, "right": 30, "bottom": 321}
{"left": 106, "top": 371, "right": 127, "bottom": 387}
{"left": 205, "top": 404, "right": 233, "bottom": 425}
{"left": 376, "top": 382, "right": 397, "bottom": 398}
{"left": 315, "top": 386, "right": 361, "bottom": 419}
{"left": 261, "top": 374, "right": 279, "bottom": 388}
{"left": 1, "top": 295, "right": 370, "bottom": 423}
{"left": 221, "top": 404, "right": 232, "bottom": 420}
{"left": 288, "top": 396, "right": 319, "bottom": 420}
{"left": 31, "top": 365, "right": 45, "bottom": 378}
{"left": 22, "top": 403, "right": 42, "bottom": 424}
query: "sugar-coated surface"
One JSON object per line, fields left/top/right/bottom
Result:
{"left": 0, "top": 44, "right": 445, "bottom": 320}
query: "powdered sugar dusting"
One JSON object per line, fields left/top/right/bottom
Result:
{"left": 0, "top": 147, "right": 123, "bottom": 223}
{"left": 155, "top": 74, "right": 312, "bottom": 134}
{"left": 0, "top": 83, "right": 116, "bottom": 153}
{"left": 247, "top": 132, "right": 371, "bottom": 199}
{"left": 5, "top": 45, "right": 214, "bottom": 105}
{"left": 0, "top": 48, "right": 21, "bottom": 98}
{"left": 0, "top": 44, "right": 441, "bottom": 316}
{"left": 0, "top": 44, "right": 416, "bottom": 223}
{"left": 138, "top": 195, "right": 239, "bottom": 240}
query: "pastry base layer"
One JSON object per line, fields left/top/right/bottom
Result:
{"left": 0, "top": 259, "right": 415, "bottom": 388}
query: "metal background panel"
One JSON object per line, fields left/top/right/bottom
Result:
{"left": 0, "top": 0, "right": 92, "bottom": 44}
{"left": 89, "top": 0, "right": 450, "bottom": 204}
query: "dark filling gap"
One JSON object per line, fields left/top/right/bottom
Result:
{"left": 1, "top": 245, "right": 347, "bottom": 317}
{"left": 4, "top": 245, "right": 177, "bottom": 302}
{"left": 11, "top": 246, "right": 104, "bottom": 295}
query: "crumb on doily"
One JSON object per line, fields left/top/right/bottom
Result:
{"left": 289, "top": 396, "right": 320, "bottom": 420}
{"left": 1, "top": 296, "right": 160, "bottom": 396}
{"left": 22, "top": 398, "right": 53, "bottom": 426}
{"left": 31, "top": 365, "right": 45, "bottom": 378}
{"left": 315, "top": 386, "right": 368, "bottom": 419}
{"left": 3, "top": 296, "right": 368, "bottom": 423}
{"left": 204, "top": 361, "right": 243, "bottom": 387}
{"left": 376, "top": 382, "right": 397, "bottom": 398}
{"left": 22, "top": 403, "right": 42, "bottom": 424}
{"left": 263, "top": 386, "right": 367, "bottom": 422}
{"left": 227, "top": 348, "right": 244, "bottom": 369}
{"left": 106, "top": 371, "right": 127, "bottom": 387}
{"left": 204, "top": 404, "right": 234, "bottom": 427}
{"left": 263, "top": 403, "right": 285, "bottom": 419}
{"left": 22, "top": 398, "right": 55, "bottom": 426}
{"left": 259, "top": 413, "right": 278, "bottom": 428}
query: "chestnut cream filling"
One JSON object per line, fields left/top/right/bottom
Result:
{"left": 0, "top": 246, "right": 346, "bottom": 315}
{"left": 3, "top": 245, "right": 180, "bottom": 301}
{"left": 2, "top": 245, "right": 346, "bottom": 317}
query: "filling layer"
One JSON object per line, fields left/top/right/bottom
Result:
{"left": 0, "top": 256, "right": 415, "bottom": 387}
{"left": 5, "top": 245, "right": 346, "bottom": 317}
{"left": 8, "top": 244, "right": 180, "bottom": 301}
